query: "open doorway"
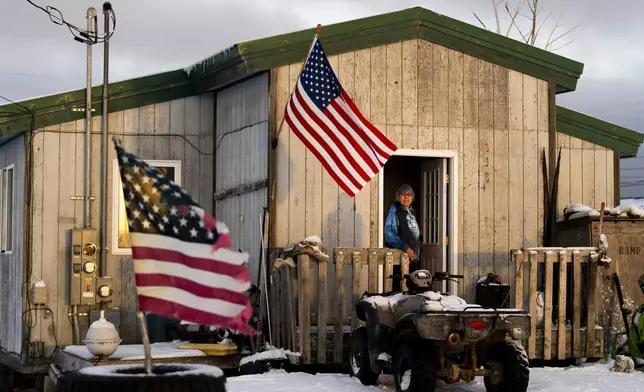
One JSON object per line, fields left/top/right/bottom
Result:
{"left": 377, "top": 149, "right": 458, "bottom": 294}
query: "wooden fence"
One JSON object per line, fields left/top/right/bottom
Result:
{"left": 512, "top": 247, "right": 604, "bottom": 361}
{"left": 269, "top": 248, "right": 410, "bottom": 364}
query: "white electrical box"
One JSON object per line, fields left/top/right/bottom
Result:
{"left": 32, "top": 281, "right": 47, "bottom": 305}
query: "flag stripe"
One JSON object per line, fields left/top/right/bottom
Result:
{"left": 138, "top": 296, "right": 255, "bottom": 334}
{"left": 339, "top": 89, "right": 398, "bottom": 152}
{"left": 137, "top": 286, "right": 247, "bottom": 317}
{"left": 132, "top": 259, "right": 250, "bottom": 292}
{"left": 130, "top": 232, "right": 248, "bottom": 265}
{"left": 285, "top": 111, "right": 358, "bottom": 196}
{"left": 292, "top": 85, "right": 368, "bottom": 185}
{"left": 132, "top": 246, "right": 249, "bottom": 279}
{"left": 135, "top": 274, "right": 250, "bottom": 305}
{"left": 295, "top": 84, "right": 378, "bottom": 178}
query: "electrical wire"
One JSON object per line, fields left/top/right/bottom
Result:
{"left": 25, "top": 0, "right": 116, "bottom": 45}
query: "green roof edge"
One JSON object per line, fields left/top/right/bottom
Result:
{"left": 2, "top": 5, "right": 587, "bottom": 136}
{"left": 556, "top": 105, "right": 644, "bottom": 157}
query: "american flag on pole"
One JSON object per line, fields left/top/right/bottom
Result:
{"left": 283, "top": 36, "right": 398, "bottom": 197}
{"left": 113, "top": 139, "right": 255, "bottom": 335}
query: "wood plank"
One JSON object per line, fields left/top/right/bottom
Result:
{"left": 479, "top": 127, "right": 494, "bottom": 278}
{"left": 338, "top": 52, "right": 356, "bottom": 247}
{"left": 557, "top": 133, "right": 571, "bottom": 213}
{"left": 402, "top": 40, "right": 418, "bottom": 128}
{"left": 370, "top": 46, "right": 387, "bottom": 125}
{"left": 449, "top": 126, "right": 464, "bottom": 286}
{"left": 508, "top": 129, "right": 524, "bottom": 302}
{"left": 401, "top": 253, "right": 410, "bottom": 292}
{"left": 523, "top": 130, "right": 538, "bottom": 247}
{"left": 317, "top": 260, "right": 328, "bottom": 363}
{"left": 285, "top": 265, "right": 297, "bottom": 351}
{"left": 42, "top": 130, "right": 60, "bottom": 349}
{"left": 418, "top": 126, "right": 433, "bottom": 149}
{"left": 543, "top": 252, "right": 554, "bottom": 360}
{"left": 434, "top": 127, "right": 449, "bottom": 150}
{"left": 274, "top": 66, "right": 290, "bottom": 247}
{"left": 298, "top": 254, "right": 311, "bottom": 364}
{"left": 537, "top": 80, "right": 549, "bottom": 132}
{"left": 154, "top": 102, "right": 170, "bottom": 159}
{"left": 334, "top": 252, "right": 345, "bottom": 363}
{"left": 558, "top": 250, "right": 568, "bottom": 360}
{"left": 493, "top": 65, "right": 509, "bottom": 130}
{"left": 462, "top": 127, "right": 479, "bottom": 302}
{"left": 582, "top": 141, "right": 596, "bottom": 208}
{"left": 463, "top": 55, "right": 479, "bottom": 129}
{"left": 368, "top": 251, "right": 378, "bottom": 293}
{"left": 57, "top": 130, "right": 76, "bottom": 346}
{"left": 513, "top": 251, "right": 525, "bottom": 308}
{"left": 607, "top": 150, "right": 615, "bottom": 206}
{"left": 508, "top": 71, "right": 523, "bottom": 131}
{"left": 538, "top": 130, "right": 549, "bottom": 245}
{"left": 354, "top": 49, "right": 371, "bottom": 248}
{"left": 448, "top": 50, "right": 464, "bottom": 128}
{"left": 169, "top": 99, "right": 186, "bottom": 160}
{"left": 351, "top": 251, "right": 361, "bottom": 330}
{"left": 573, "top": 250, "right": 582, "bottom": 358}
{"left": 199, "top": 93, "right": 215, "bottom": 212}
{"left": 384, "top": 252, "right": 394, "bottom": 292}
{"left": 587, "top": 252, "right": 598, "bottom": 357}
{"left": 184, "top": 96, "right": 201, "bottom": 203}
{"left": 494, "top": 128, "right": 509, "bottom": 284}
{"left": 528, "top": 251, "right": 538, "bottom": 359}
{"left": 138, "top": 104, "right": 155, "bottom": 159}
{"left": 569, "top": 137, "right": 583, "bottom": 204}
{"left": 417, "top": 40, "right": 433, "bottom": 127}
{"left": 478, "top": 61, "right": 493, "bottom": 130}
{"left": 433, "top": 45, "right": 449, "bottom": 127}
{"left": 386, "top": 42, "right": 403, "bottom": 126}
{"left": 595, "top": 148, "right": 607, "bottom": 207}
{"left": 322, "top": 56, "right": 340, "bottom": 248}
{"left": 523, "top": 75, "right": 538, "bottom": 132}
{"left": 289, "top": 62, "right": 306, "bottom": 244}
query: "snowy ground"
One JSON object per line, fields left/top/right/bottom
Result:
{"left": 226, "top": 361, "right": 644, "bottom": 392}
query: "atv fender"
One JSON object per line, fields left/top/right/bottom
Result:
{"left": 394, "top": 313, "right": 421, "bottom": 342}
{"left": 355, "top": 301, "right": 377, "bottom": 324}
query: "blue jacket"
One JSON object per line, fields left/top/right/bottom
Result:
{"left": 384, "top": 204, "right": 420, "bottom": 261}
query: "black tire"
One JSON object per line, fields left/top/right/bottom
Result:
{"left": 57, "top": 363, "right": 227, "bottom": 392}
{"left": 483, "top": 340, "right": 530, "bottom": 392}
{"left": 393, "top": 341, "right": 437, "bottom": 392}
{"left": 348, "top": 327, "right": 379, "bottom": 386}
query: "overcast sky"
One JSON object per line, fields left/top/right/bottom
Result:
{"left": 1, "top": 0, "right": 643, "bottom": 196}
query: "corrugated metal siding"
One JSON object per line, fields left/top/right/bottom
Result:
{"left": 215, "top": 73, "right": 268, "bottom": 286}
{"left": 0, "top": 133, "right": 25, "bottom": 354}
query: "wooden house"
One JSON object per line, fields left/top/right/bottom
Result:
{"left": 1, "top": 5, "right": 643, "bottom": 377}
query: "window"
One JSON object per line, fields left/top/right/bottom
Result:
{"left": 111, "top": 159, "right": 182, "bottom": 255}
{"left": 0, "top": 165, "right": 14, "bottom": 253}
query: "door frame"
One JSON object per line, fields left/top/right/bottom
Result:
{"left": 377, "top": 149, "right": 459, "bottom": 294}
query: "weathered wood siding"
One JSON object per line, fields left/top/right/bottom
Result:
{"left": 271, "top": 39, "right": 613, "bottom": 302}
{"left": 29, "top": 92, "right": 214, "bottom": 349}
{"left": 215, "top": 74, "right": 269, "bottom": 286}
{"left": 555, "top": 132, "right": 615, "bottom": 214}
{"left": 0, "top": 134, "right": 25, "bottom": 354}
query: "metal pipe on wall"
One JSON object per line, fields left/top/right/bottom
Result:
{"left": 84, "top": 7, "right": 96, "bottom": 229}
{"left": 99, "top": 2, "right": 111, "bottom": 278}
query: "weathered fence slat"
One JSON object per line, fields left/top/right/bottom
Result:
{"left": 558, "top": 250, "right": 567, "bottom": 360}
{"left": 368, "top": 251, "right": 377, "bottom": 292}
{"left": 528, "top": 251, "right": 538, "bottom": 359}
{"left": 513, "top": 250, "right": 524, "bottom": 309}
{"left": 544, "top": 251, "right": 554, "bottom": 360}
{"left": 351, "top": 252, "right": 361, "bottom": 331}
{"left": 401, "top": 253, "right": 410, "bottom": 292}
{"left": 587, "top": 251, "right": 598, "bottom": 358}
{"left": 317, "top": 260, "right": 328, "bottom": 363}
{"left": 384, "top": 252, "right": 394, "bottom": 292}
{"left": 334, "top": 251, "right": 345, "bottom": 363}
{"left": 298, "top": 254, "right": 311, "bottom": 364}
{"left": 573, "top": 250, "right": 582, "bottom": 358}
{"left": 284, "top": 265, "right": 297, "bottom": 351}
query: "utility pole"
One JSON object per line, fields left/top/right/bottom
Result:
{"left": 99, "top": 1, "right": 112, "bottom": 278}
{"left": 84, "top": 7, "right": 97, "bottom": 229}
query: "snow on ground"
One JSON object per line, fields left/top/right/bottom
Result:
{"left": 63, "top": 340, "right": 205, "bottom": 361}
{"left": 226, "top": 361, "right": 644, "bottom": 392}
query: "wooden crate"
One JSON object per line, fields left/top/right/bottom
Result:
{"left": 269, "top": 248, "right": 410, "bottom": 365}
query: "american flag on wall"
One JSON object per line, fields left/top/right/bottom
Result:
{"left": 283, "top": 36, "right": 398, "bottom": 197}
{"left": 113, "top": 139, "right": 255, "bottom": 335}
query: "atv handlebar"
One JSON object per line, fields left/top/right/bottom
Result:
{"left": 387, "top": 272, "right": 464, "bottom": 282}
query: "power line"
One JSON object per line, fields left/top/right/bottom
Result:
{"left": 24, "top": 0, "right": 116, "bottom": 45}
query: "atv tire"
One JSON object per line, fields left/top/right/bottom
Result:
{"left": 349, "top": 327, "right": 379, "bottom": 386}
{"left": 56, "top": 363, "right": 227, "bottom": 392}
{"left": 483, "top": 340, "right": 529, "bottom": 392}
{"left": 393, "top": 341, "right": 437, "bottom": 392}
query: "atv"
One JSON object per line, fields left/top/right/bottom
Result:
{"left": 348, "top": 269, "right": 531, "bottom": 392}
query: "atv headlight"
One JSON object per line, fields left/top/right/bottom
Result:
{"left": 509, "top": 327, "right": 526, "bottom": 340}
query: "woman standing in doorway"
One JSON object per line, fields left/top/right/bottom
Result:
{"left": 384, "top": 184, "right": 420, "bottom": 273}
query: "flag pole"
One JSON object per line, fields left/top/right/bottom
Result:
{"left": 272, "top": 24, "right": 322, "bottom": 146}
{"left": 137, "top": 311, "right": 153, "bottom": 374}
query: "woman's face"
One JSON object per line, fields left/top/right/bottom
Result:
{"left": 397, "top": 191, "right": 413, "bottom": 208}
